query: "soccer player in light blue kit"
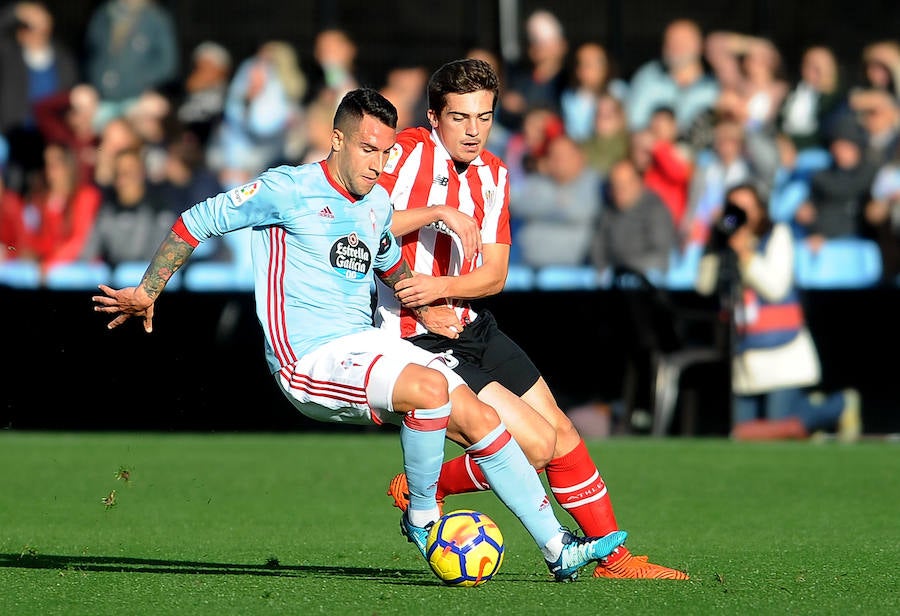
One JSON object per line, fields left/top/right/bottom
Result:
{"left": 92, "top": 88, "right": 626, "bottom": 581}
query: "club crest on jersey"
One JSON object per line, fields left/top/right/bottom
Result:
{"left": 383, "top": 143, "right": 402, "bottom": 174}
{"left": 330, "top": 232, "right": 372, "bottom": 280}
{"left": 229, "top": 181, "right": 260, "bottom": 206}
{"left": 483, "top": 188, "right": 497, "bottom": 213}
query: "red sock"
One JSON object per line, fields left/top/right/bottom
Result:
{"left": 436, "top": 454, "right": 488, "bottom": 500}
{"left": 546, "top": 439, "right": 619, "bottom": 537}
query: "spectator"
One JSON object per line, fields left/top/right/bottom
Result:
{"left": 176, "top": 41, "right": 232, "bottom": 148}
{"left": 0, "top": 146, "right": 27, "bottom": 262}
{"left": 682, "top": 117, "right": 756, "bottom": 246}
{"left": 307, "top": 28, "right": 363, "bottom": 108}
{"left": 124, "top": 90, "right": 175, "bottom": 185}
{"left": 498, "top": 9, "right": 569, "bottom": 133}
{"left": 695, "top": 183, "right": 861, "bottom": 442}
{"left": 849, "top": 87, "right": 900, "bottom": 167}
{"left": 777, "top": 45, "right": 846, "bottom": 152}
{"left": 767, "top": 131, "right": 829, "bottom": 226}
{"left": 0, "top": 1, "right": 79, "bottom": 192}
{"left": 592, "top": 158, "right": 677, "bottom": 278}
{"left": 80, "top": 147, "right": 174, "bottom": 267}
{"left": 379, "top": 63, "right": 429, "bottom": 130}
{"left": 156, "top": 131, "right": 221, "bottom": 217}
{"left": 93, "top": 115, "right": 143, "bottom": 189}
{"left": 33, "top": 84, "right": 102, "bottom": 187}
{"left": 858, "top": 39, "right": 900, "bottom": 103}
{"left": 560, "top": 41, "right": 628, "bottom": 142}
{"left": 14, "top": 142, "right": 102, "bottom": 273}
{"left": 84, "top": 0, "right": 178, "bottom": 112}
{"left": 638, "top": 106, "right": 693, "bottom": 227}
{"left": 705, "top": 31, "right": 789, "bottom": 130}
{"left": 795, "top": 115, "right": 879, "bottom": 250}
{"left": 511, "top": 134, "right": 600, "bottom": 267}
{"left": 580, "top": 93, "right": 629, "bottom": 178}
{"left": 504, "top": 105, "right": 565, "bottom": 192}
{"left": 625, "top": 18, "right": 719, "bottom": 134}
{"left": 206, "top": 41, "right": 306, "bottom": 190}
{"left": 864, "top": 149, "right": 900, "bottom": 282}
{"left": 295, "top": 91, "right": 336, "bottom": 165}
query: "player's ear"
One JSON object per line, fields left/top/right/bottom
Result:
{"left": 427, "top": 109, "right": 439, "bottom": 128}
{"left": 331, "top": 128, "right": 344, "bottom": 151}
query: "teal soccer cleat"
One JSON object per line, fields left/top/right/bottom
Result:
{"left": 546, "top": 530, "right": 628, "bottom": 582}
{"left": 400, "top": 511, "right": 433, "bottom": 559}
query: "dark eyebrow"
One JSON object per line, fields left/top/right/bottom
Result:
{"left": 447, "top": 110, "right": 494, "bottom": 118}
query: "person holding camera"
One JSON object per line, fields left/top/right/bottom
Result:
{"left": 696, "top": 183, "right": 862, "bottom": 441}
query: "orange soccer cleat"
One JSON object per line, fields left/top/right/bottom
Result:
{"left": 593, "top": 548, "right": 689, "bottom": 580}
{"left": 386, "top": 473, "right": 444, "bottom": 515}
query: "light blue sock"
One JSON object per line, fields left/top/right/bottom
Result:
{"left": 467, "top": 423, "right": 562, "bottom": 549}
{"left": 400, "top": 402, "right": 451, "bottom": 523}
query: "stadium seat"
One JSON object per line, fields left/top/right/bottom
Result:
{"left": 664, "top": 242, "right": 704, "bottom": 290}
{"left": 534, "top": 265, "right": 602, "bottom": 291}
{"left": 794, "top": 147, "right": 831, "bottom": 178}
{"left": 43, "top": 262, "right": 112, "bottom": 290}
{"left": 112, "top": 261, "right": 182, "bottom": 291}
{"left": 0, "top": 261, "right": 41, "bottom": 289}
{"left": 503, "top": 264, "right": 534, "bottom": 291}
{"left": 182, "top": 261, "right": 254, "bottom": 292}
{"left": 794, "top": 238, "right": 883, "bottom": 289}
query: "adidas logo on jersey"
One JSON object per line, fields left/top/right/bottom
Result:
{"left": 433, "top": 175, "right": 449, "bottom": 186}
{"left": 319, "top": 206, "right": 335, "bottom": 219}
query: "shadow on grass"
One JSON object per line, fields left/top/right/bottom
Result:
{"left": 1, "top": 553, "right": 438, "bottom": 584}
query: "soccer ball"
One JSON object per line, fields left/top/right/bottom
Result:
{"left": 425, "top": 509, "right": 504, "bottom": 587}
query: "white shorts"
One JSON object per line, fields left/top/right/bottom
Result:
{"left": 276, "top": 329, "right": 465, "bottom": 426}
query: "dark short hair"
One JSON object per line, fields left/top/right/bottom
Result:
{"left": 427, "top": 58, "right": 499, "bottom": 115}
{"left": 333, "top": 88, "right": 398, "bottom": 133}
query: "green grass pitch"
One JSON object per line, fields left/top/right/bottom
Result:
{"left": 1, "top": 431, "right": 897, "bottom": 615}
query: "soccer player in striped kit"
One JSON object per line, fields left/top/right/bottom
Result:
{"left": 91, "top": 87, "right": 627, "bottom": 582}
{"left": 375, "top": 59, "right": 688, "bottom": 579}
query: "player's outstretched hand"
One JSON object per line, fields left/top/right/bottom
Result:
{"left": 92, "top": 284, "right": 156, "bottom": 333}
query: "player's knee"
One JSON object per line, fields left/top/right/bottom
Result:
{"left": 451, "top": 391, "right": 502, "bottom": 439}
{"left": 555, "top": 410, "right": 581, "bottom": 447}
{"left": 521, "top": 436, "right": 555, "bottom": 470}
{"left": 414, "top": 368, "right": 451, "bottom": 409}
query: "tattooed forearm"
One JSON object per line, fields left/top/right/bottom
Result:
{"left": 379, "top": 259, "right": 414, "bottom": 289}
{"left": 140, "top": 231, "right": 196, "bottom": 299}
{"left": 378, "top": 260, "right": 429, "bottom": 316}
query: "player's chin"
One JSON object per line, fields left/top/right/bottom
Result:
{"left": 456, "top": 145, "right": 481, "bottom": 161}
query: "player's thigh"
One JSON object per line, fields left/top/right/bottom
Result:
{"left": 478, "top": 381, "right": 556, "bottom": 468}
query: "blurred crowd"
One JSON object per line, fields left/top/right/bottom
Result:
{"left": 1, "top": 1, "right": 899, "bottom": 291}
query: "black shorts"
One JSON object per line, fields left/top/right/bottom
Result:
{"left": 407, "top": 310, "right": 540, "bottom": 396}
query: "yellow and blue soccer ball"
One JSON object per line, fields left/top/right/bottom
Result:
{"left": 425, "top": 509, "right": 504, "bottom": 587}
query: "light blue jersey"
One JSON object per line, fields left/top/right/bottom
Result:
{"left": 180, "top": 161, "right": 402, "bottom": 373}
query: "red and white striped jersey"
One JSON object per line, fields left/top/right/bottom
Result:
{"left": 374, "top": 127, "right": 511, "bottom": 338}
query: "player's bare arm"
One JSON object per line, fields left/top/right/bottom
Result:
{"left": 92, "top": 231, "right": 196, "bottom": 333}
{"left": 391, "top": 206, "right": 482, "bottom": 262}
{"left": 378, "top": 259, "right": 462, "bottom": 338}
{"left": 394, "top": 242, "right": 509, "bottom": 308}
